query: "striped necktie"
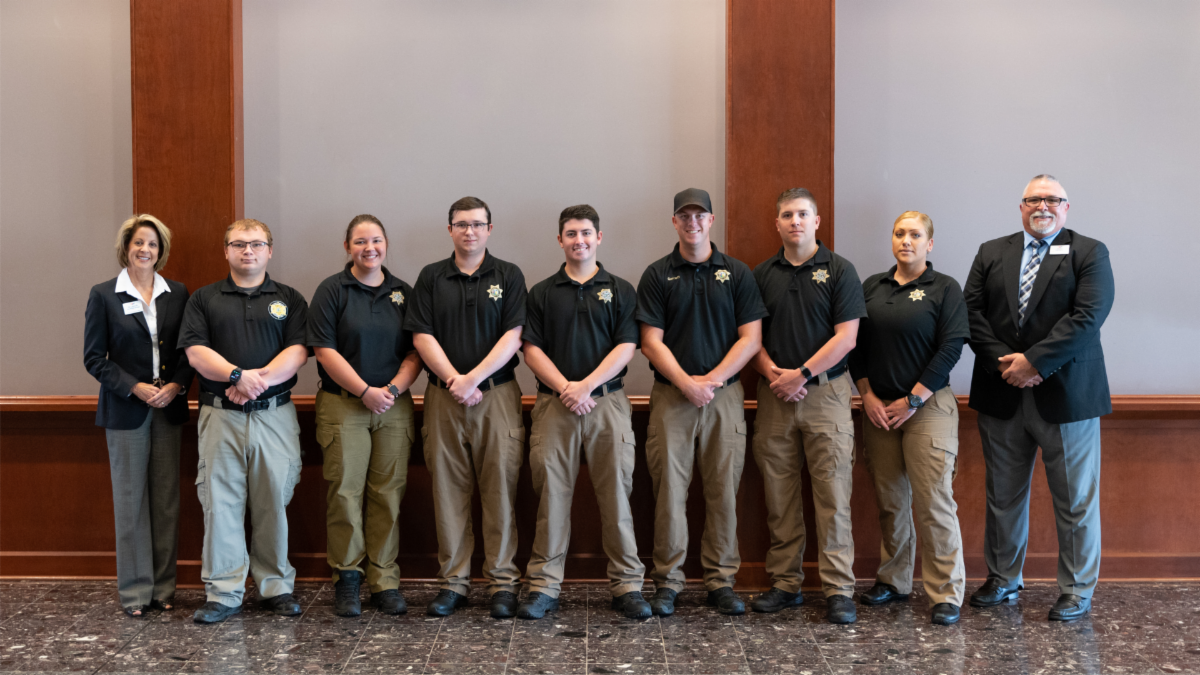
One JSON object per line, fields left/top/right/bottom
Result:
{"left": 1018, "top": 239, "right": 1046, "bottom": 327}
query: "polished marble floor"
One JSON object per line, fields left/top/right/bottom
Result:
{"left": 1, "top": 580, "right": 1198, "bottom": 674}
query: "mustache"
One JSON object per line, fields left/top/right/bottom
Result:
{"left": 1032, "top": 210, "right": 1053, "bottom": 218}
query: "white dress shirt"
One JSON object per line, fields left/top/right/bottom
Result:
{"left": 115, "top": 268, "right": 171, "bottom": 378}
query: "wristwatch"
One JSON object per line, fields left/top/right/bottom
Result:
{"left": 799, "top": 366, "right": 814, "bottom": 381}
{"left": 906, "top": 393, "right": 926, "bottom": 409}
{"left": 229, "top": 368, "right": 242, "bottom": 384}
{"left": 387, "top": 384, "right": 401, "bottom": 398}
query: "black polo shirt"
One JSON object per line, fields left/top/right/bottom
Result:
{"left": 178, "top": 273, "right": 309, "bottom": 400}
{"left": 636, "top": 243, "right": 767, "bottom": 379}
{"left": 754, "top": 242, "right": 867, "bottom": 372}
{"left": 848, "top": 263, "right": 970, "bottom": 401}
{"left": 403, "top": 250, "right": 526, "bottom": 379}
{"left": 524, "top": 263, "right": 639, "bottom": 385}
{"left": 307, "top": 263, "right": 416, "bottom": 392}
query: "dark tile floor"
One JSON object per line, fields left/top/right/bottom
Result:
{"left": 2, "top": 580, "right": 1198, "bottom": 674}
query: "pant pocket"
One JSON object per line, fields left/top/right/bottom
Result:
{"left": 284, "top": 457, "right": 302, "bottom": 506}
{"left": 195, "top": 459, "right": 208, "bottom": 510}
{"left": 931, "top": 436, "right": 959, "bottom": 483}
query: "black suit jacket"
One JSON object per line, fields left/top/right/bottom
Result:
{"left": 964, "top": 228, "right": 1115, "bottom": 424}
{"left": 84, "top": 276, "right": 195, "bottom": 429}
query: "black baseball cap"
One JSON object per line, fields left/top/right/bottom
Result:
{"left": 673, "top": 188, "right": 712, "bottom": 214}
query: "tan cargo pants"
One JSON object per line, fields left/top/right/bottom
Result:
{"left": 422, "top": 379, "right": 524, "bottom": 595}
{"left": 315, "top": 389, "right": 414, "bottom": 592}
{"left": 526, "top": 390, "right": 645, "bottom": 599}
{"left": 646, "top": 380, "right": 747, "bottom": 593}
{"left": 753, "top": 375, "right": 856, "bottom": 597}
{"left": 862, "top": 386, "right": 965, "bottom": 607}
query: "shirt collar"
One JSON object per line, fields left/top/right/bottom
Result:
{"left": 443, "top": 250, "right": 496, "bottom": 278}
{"left": 669, "top": 242, "right": 728, "bottom": 269}
{"left": 770, "top": 241, "right": 831, "bottom": 269}
{"left": 340, "top": 262, "right": 400, "bottom": 290}
{"left": 1023, "top": 228, "right": 1062, "bottom": 250}
{"left": 115, "top": 268, "right": 170, "bottom": 302}
{"left": 219, "top": 272, "right": 278, "bottom": 295}
{"left": 881, "top": 261, "right": 937, "bottom": 287}
{"left": 554, "top": 262, "right": 611, "bottom": 287}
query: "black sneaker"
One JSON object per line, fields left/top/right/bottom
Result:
{"left": 517, "top": 591, "right": 559, "bottom": 619}
{"left": 371, "top": 589, "right": 407, "bottom": 615}
{"left": 426, "top": 589, "right": 468, "bottom": 617}
{"left": 490, "top": 591, "right": 519, "bottom": 618}
{"left": 826, "top": 594, "right": 857, "bottom": 624}
{"left": 333, "top": 570, "right": 363, "bottom": 617}
{"left": 611, "top": 591, "right": 652, "bottom": 619}
{"left": 750, "top": 587, "right": 804, "bottom": 613}
{"left": 193, "top": 601, "right": 241, "bottom": 624}
{"left": 649, "top": 587, "right": 677, "bottom": 617}
{"left": 260, "top": 593, "right": 302, "bottom": 616}
{"left": 706, "top": 587, "right": 746, "bottom": 615}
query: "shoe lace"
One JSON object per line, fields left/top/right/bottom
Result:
{"left": 335, "top": 582, "right": 358, "bottom": 604}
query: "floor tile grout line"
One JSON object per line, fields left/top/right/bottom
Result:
{"left": 340, "top": 585, "right": 377, "bottom": 674}
{"left": 422, "top": 587, "right": 446, "bottom": 675}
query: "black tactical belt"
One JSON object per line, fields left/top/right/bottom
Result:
{"left": 536, "top": 377, "right": 624, "bottom": 398}
{"left": 428, "top": 371, "right": 515, "bottom": 393}
{"left": 200, "top": 390, "right": 291, "bottom": 413}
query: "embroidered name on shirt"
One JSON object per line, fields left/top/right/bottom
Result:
{"left": 667, "top": 276, "right": 680, "bottom": 281}
{"left": 909, "top": 289, "right": 926, "bottom": 302}
{"left": 714, "top": 269, "right": 731, "bottom": 283}
{"left": 812, "top": 269, "right": 830, "bottom": 284}
{"left": 390, "top": 290, "right": 404, "bottom": 305}
{"left": 268, "top": 300, "right": 288, "bottom": 320}
{"left": 487, "top": 284, "right": 503, "bottom": 301}
{"left": 597, "top": 288, "right": 613, "bottom": 303}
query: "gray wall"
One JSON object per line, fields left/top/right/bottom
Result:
{"left": 243, "top": 0, "right": 727, "bottom": 396}
{"left": 0, "top": 0, "right": 132, "bottom": 395}
{"left": 836, "top": 0, "right": 1200, "bottom": 395}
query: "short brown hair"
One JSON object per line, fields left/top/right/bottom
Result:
{"left": 345, "top": 214, "right": 387, "bottom": 245}
{"left": 115, "top": 214, "right": 172, "bottom": 271}
{"left": 448, "top": 196, "right": 491, "bottom": 225}
{"left": 224, "top": 218, "right": 273, "bottom": 246}
{"left": 893, "top": 210, "right": 934, "bottom": 238}
{"left": 558, "top": 204, "right": 600, "bottom": 235}
{"left": 776, "top": 187, "right": 818, "bottom": 216}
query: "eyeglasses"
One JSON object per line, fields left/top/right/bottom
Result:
{"left": 1022, "top": 197, "right": 1066, "bottom": 207}
{"left": 674, "top": 213, "right": 710, "bottom": 223}
{"left": 227, "top": 241, "right": 269, "bottom": 251}
{"left": 451, "top": 221, "right": 489, "bottom": 232}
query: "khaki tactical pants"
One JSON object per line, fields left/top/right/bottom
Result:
{"left": 862, "top": 386, "right": 965, "bottom": 607}
{"left": 196, "top": 399, "right": 302, "bottom": 607}
{"left": 646, "top": 380, "right": 747, "bottom": 592}
{"left": 422, "top": 379, "right": 524, "bottom": 595}
{"left": 753, "top": 375, "right": 856, "bottom": 597}
{"left": 526, "top": 391, "right": 644, "bottom": 599}
{"left": 315, "top": 389, "right": 414, "bottom": 592}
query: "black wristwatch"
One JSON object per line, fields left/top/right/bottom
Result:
{"left": 229, "top": 368, "right": 242, "bottom": 384}
{"left": 387, "top": 384, "right": 401, "bottom": 398}
{"left": 799, "top": 366, "right": 814, "bottom": 381}
{"left": 906, "top": 393, "right": 926, "bottom": 410}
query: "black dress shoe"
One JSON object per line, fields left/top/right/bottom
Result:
{"left": 750, "top": 587, "right": 803, "bottom": 613}
{"left": 649, "top": 588, "right": 677, "bottom": 616}
{"left": 334, "top": 570, "right": 363, "bottom": 617}
{"left": 371, "top": 589, "right": 407, "bottom": 615}
{"left": 859, "top": 582, "right": 909, "bottom": 606}
{"left": 517, "top": 591, "right": 559, "bottom": 619}
{"left": 490, "top": 591, "right": 519, "bottom": 618}
{"left": 968, "top": 578, "right": 1020, "bottom": 607}
{"left": 931, "top": 603, "right": 960, "bottom": 625}
{"left": 260, "top": 593, "right": 302, "bottom": 616}
{"left": 193, "top": 601, "right": 242, "bottom": 624}
{"left": 706, "top": 587, "right": 746, "bottom": 615}
{"left": 426, "top": 589, "right": 468, "bottom": 617}
{"left": 149, "top": 598, "right": 174, "bottom": 611}
{"left": 1048, "top": 594, "right": 1091, "bottom": 621}
{"left": 611, "top": 591, "right": 652, "bottom": 619}
{"left": 826, "top": 594, "right": 857, "bottom": 624}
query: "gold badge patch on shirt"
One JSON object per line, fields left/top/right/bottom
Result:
{"left": 812, "top": 268, "right": 830, "bottom": 284}
{"left": 714, "top": 269, "right": 731, "bottom": 283}
{"left": 268, "top": 300, "right": 288, "bottom": 320}
{"left": 597, "top": 288, "right": 613, "bottom": 303}
{"left": 909, "top": 289, "right": 926, "bottom": 302}
{"left": 487, "top": 284, "right": 503, "bottom": 301}
{"left": 390, "top": 290, "right": 404, "bottom": 305}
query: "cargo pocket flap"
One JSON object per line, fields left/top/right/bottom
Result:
{"left": 836, "top": 421, "right": 856, "bottom": 435}
{"left": 622, "top": 430, "right": 637, "bottom": 445}
{"left": 508, "top": 427, "right": 526, "bottom": 440}
{"left": 734, "top": 420, "right": 748, "bottom": 435}
{"left": 931, "top": 436, "right": 959, "bottom": 455}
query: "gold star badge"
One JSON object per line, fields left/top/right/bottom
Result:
{"left": 909, "top": 289, "right": 926, "bottom": 301}
{"left": 597, "top": 288, "right": 613, "bottom": 303}
{"left": 487, "top": 284, "right": 503, "bottom": 301}
{"left": 812, "top": 269, "right": 830, "bottom": 284}
{"left": 714, "top": 269, "right": 731, "bottom": 283}
{"left": 390, "top": 290, "right": 404, "bottom": 305}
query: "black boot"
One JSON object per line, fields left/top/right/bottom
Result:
{"left": 333, "top": 570, "right": 363, "bottom": 617}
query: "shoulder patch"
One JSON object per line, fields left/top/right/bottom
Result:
{"left": 268, "top": 300, "right": 288, "bottom": 320}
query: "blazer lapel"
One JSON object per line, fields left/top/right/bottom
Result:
{"left": 118, "top": 290, "right": 152, "bottom": 337}
{"left": 1002, "top": 233, "right": 1025, "bottom": 329}
{"left": 1024, "top": 228, "right": 1072, "bottom": 323}
{"left": 154, "top": 292, "right": 170, "bottom": 336}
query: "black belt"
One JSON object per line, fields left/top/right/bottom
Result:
{"left": 200, "top": 390, "right": 291, "bottom": 413}
{"left": 536, "top": 377, "right": 624, "bottom": 398}
{"left": 320, "top": 380, "right": 361, "bottom": 398}
{"left": 653, "top": 373, "right": 741, "bottom": 388}
{"left": 428, "top": 371, "right": 515, "bottom": 393}
{"left": 807, "top": 365, "right": 845, "bottom": 385}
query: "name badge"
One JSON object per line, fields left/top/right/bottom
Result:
{"left": 123, "top": 301, "right": 143, "bottom": 315}
{"left": 1049, "top": 245, "right": 1069, "bottom": 255}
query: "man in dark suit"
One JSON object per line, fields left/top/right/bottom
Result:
{"left": 964, "top": 174, "right": 1114, "bottom": 621}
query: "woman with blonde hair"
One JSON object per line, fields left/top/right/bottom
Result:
{"left": 84, "top": 215, "right": 194, "bottom": 617}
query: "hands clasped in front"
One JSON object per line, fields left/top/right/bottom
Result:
{"left": 446, "top": 373, "right": 484, "bottom": 407}
{"left": 998, "top": 353, "right": 1042, "bottom": 388}
{"left": 132, "top": 381, "right": 182, "bottom": 408}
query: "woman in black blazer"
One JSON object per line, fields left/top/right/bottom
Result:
{"left": 84, "top": 215, "right": 193, "bottom": 618}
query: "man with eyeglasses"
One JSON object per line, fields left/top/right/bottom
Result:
{"left": 636, "top": 188, "right": 767, "bottom": 616}
{"left": 179, "top": 219, "right": 310, "bottom": 624}
{"left": 964, "top": 174, "right": 1114, "bottom": 621}
{"left": 405, "top": 196, "right": 528, "bottom": 618}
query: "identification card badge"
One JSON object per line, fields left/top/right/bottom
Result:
{"left": 122, "top": 301, "right": 143, "bottom": 315}
{"left": 1049, "top": 245, "right": 1069, "bottom": 255}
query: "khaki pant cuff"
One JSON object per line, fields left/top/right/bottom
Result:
{"left": 773, "top": 583, "right": 802, "bottom": 594}
{"left": 442, "top": 583, "right": 471, "bottom": 596}
{"left": 527, "top": 584, "right": 561, "bottom": 600}
{"left": 823, "top": 590, "right": 854, "bottom": 599}
{"left": 487, "top": 583, "right": 520, "bottom": 595}
{"left": 610, "top": 582, "right": 644, "bottom": 597}
{"left": 704, "top": 582, "right": 735, "bottom": 592}
{"left": 653, "top": 582, "right": 685, "bottom": 593}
